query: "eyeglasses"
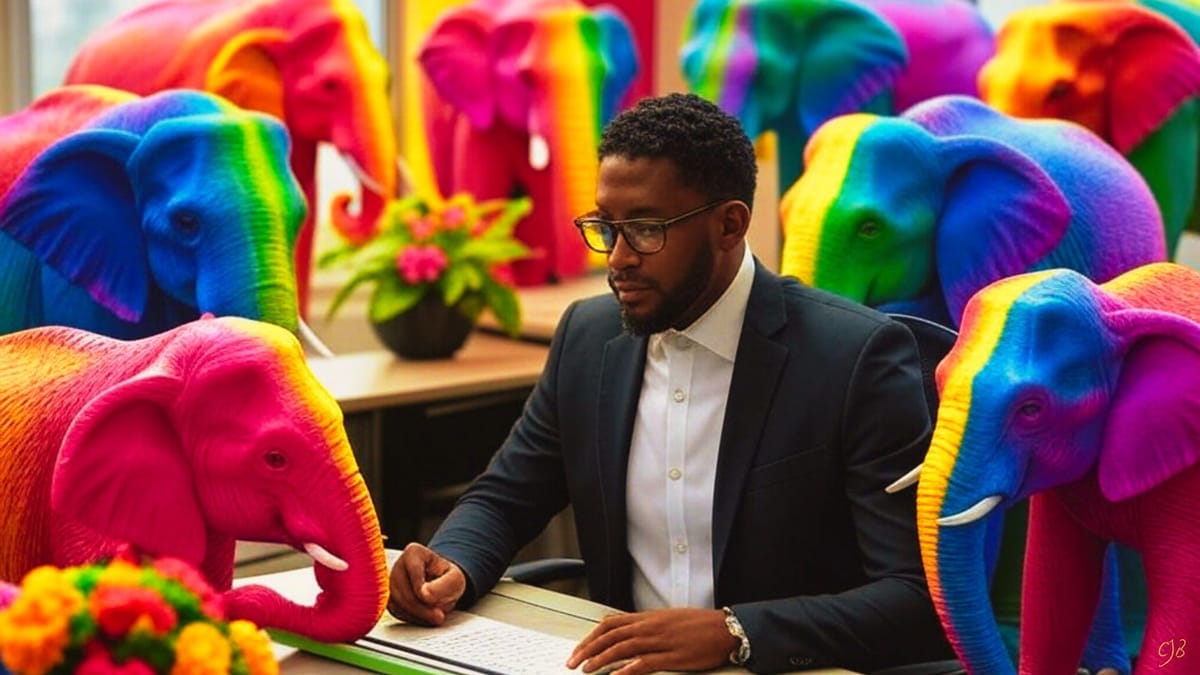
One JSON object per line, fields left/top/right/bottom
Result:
{"left": 574, "top": 199, "right": 727, "bottom": 255}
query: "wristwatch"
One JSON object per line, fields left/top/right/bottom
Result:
{"left": 722, "top": 606, "right": 752, "bottom": 666}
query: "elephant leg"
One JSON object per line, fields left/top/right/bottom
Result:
{"left": 1019, "top": 490, "right": 1109, "bottom": 675}
{"left": 1132, "top": 562, "right": 1200, "bottom": 672}
{"left": 1080, "top": 545, "right": 1132, "bottom": 674}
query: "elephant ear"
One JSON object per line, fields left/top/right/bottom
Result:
{"left": 592, "top": 5, "right": 639, "bottom": 123}
{"left": 204, "top": 28, "right": 288, "bottom": 119}
{"left": 0, "top": 129, "right": 150, "bottom": 322}
{"left": 796, "top": 1, "right": 907, "bottom": 138}
{"left": 51, "top": 370, "right": 206, "bottom": 566}
{"left": 934, "top": 135, "right": 1071, "bottom": 321}
{"left": 419, "top": 6, "right": 497, "bottom": 129}
{"left": 1107, "top": 11, "right": 1200, "bottom": 154}
{"left": 1099, "top": 309, "right": 1200, "bottom": 501}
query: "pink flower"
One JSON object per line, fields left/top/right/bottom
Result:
{"left": 409, "top": 216, "right": 437, "bottom": 240}
{"left": 441, "top": 205, "right": 467, "bottom": 230}
{"left": 396, "top": 245, "right": 448, "bottom": 284}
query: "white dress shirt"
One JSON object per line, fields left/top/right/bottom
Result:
{"left": 626, "top": 245, "right": 756, "bottom": 610}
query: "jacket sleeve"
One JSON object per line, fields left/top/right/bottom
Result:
{"left": 734, "top": 320, "right": 950, "bottom": 673}
{"left": 427, "top": 302, "right": 579, "bottom": 607}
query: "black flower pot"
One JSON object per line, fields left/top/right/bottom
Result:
{"left": 371, "top": 294, "right": 474, "bottom": 360}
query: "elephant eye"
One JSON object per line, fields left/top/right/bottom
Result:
{"left": 858, "top": 221, "right": 881, "bottom": 239}
{"left": 1047, "top": 80, "right": 1073, "bottom": 102}
{"left": 172, "top": 212, "right": 201, "bottom": 238}
{"left": 263, "top": 448, "right": 288, "bottom": 470}
{"left": 1017, "top": 400, "right": 1044, "bottom": 422}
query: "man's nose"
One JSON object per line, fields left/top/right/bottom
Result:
{"left": 607, "top": 232, "right": 641, "bottom": 268}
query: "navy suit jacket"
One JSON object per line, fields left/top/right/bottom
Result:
{"left": 430, "top": 262, "right": 952, "bottom": 672}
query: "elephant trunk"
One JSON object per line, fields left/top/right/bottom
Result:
{"left": 223, "top": 471, "right": 388, "bottom": 642}
{"left": 328, "top": 82, "right": 398, "bottom": 246}
{"left": 917, "top": 424, "right": 1015, "bottom": 675}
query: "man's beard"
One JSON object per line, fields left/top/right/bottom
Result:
{"left": 612, "top": 246, "right": 714, "bottom": 336}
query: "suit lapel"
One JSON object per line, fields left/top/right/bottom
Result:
{"left": 712, "top": 264, "right": 789, "bottom": 582}
{"left": 596, "top": 331, "right": 646, "bottom": 609}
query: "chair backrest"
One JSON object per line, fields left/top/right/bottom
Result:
{"left": 887, "top": 313, "right": 958, "bottom": 417}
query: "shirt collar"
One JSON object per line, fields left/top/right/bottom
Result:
{"left": 650, "top": 245, "right": 755, "bottom": 362}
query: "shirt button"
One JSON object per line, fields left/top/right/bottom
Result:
{"left": 673, "top": 388, "right": 686, "bottom": 402}
{"left": 676, "top": 543, "right": 688, "bottom": 554}
{"left": 676, "top": 337, "right": 692, "bottom": 350}
{"left": 668, "top": 468, "right": 682, "bottom": 480}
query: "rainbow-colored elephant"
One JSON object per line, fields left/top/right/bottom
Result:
{"left": 0, "top": 86, "right": 307, "bottom": 342}
{"left": 914, "top": 263, "right": 1200, "bottom": 675}
{"left": 65, "top": 0, "right": 398, "bottom": 312}
{"left": 681, "top": 0, "right": 994, "bottom": 189}
{"left": 418, "top": 0, "right": 639, "bottom": 286}
{"left": 979, "top": 1, "right": 1200, "bottom": 257}
{"left": 0, "top": 316, "right": 386, "bottom": 643}
{"left": 780, "top": 95, "right": 1167, "bottom": 328}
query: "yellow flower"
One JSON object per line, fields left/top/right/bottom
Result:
{"left": 229, "top": 620, "right": 279, "bottom": 675}
{"left": 96, "top": 558, "right": 145, "bottom": 589}
{"left": 170, "top": 622, "right": 231, "bottom": 675}
{"left": 0, "top": 566, "right": 84, "bottom": 675}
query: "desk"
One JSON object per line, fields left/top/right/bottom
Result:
{"left": 237, "top": 560, "right": 862, "bottom": 675}
{"left": 308, "top": 334, "right": 550, "bottom": 542}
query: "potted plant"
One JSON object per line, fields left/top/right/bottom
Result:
{"left": 319, "top": 193, "right": 532, "bottom": 359}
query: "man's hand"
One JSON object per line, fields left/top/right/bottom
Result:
{"left": 387, "top": 542, "right": 467, "bottom": 626}
{"left": 566, "top": 608, "right": 737, "bottom": 674}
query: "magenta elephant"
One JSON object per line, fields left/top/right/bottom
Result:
{"left": 911, "top": 263, "right": 1200, "bottom": 674}
{"left": 418, "top": 0, "right": 639, "bottom": 285}
{"left": 0, "top": 316, "right": 386, "bottom": 643}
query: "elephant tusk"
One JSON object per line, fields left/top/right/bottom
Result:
{"left": 528, "top": 133, "right": 550, "bottom": 171}
{"left": 304, "top": 542, "right": 349, "bottom": 571}
{"left": 938, "top": 495, "right": 1003, "bottom": 526}
{"left": 885, "top": 465, "right": 922, "bottom": 493}
{"left": 396, "top": 158, "right": 416, "bottom": 197}
{"left": 298, "top": 318, "right": 335, "bottom": 358}
{"left": 340, "top": 152, "right": 386, "bottom": 197}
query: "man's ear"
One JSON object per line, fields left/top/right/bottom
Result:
{"left": 718, "top": 200, "right": 752, "bottom": 250}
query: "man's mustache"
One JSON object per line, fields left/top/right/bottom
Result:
{"left": 608, "top": 273, "right": 659, "bottom": 289}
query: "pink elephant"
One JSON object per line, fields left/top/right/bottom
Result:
{"left": 418, "top": 0, "right": 639, "bottom": 285}
{"left": 0, "top": 316, "right": 386, "bottom": 643}
{"left": 912, "top": 263, "right": 1200, "bottom": 674}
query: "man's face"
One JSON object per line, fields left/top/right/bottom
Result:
{"left": 596, "top": 156, "right": 720, "bottom": 336}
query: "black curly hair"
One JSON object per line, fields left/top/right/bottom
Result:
{"left": 598, "top": 93, "right": 757, "bottom": 210}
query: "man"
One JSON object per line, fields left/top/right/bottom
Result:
{"left": 389, "top": 93, "right": 951, "bottom": 673}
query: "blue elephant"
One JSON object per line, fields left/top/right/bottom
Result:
{"left": 681, "top": 0, "right": 994, "bottom": 190}
{"left": 0, "top": 86, "right": 307, "bottom": 340}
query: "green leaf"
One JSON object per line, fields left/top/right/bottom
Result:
{"left": 459, "top": 239, "right": 529, "bottom": 264}
{"left": 369, "top": 275, "right": 426, "bottom": 322}
{"left": 325, "top": 268, "right": 378, "bottom": 321}
{"left": 440, "top": 264, "right": 468, "bottom": 306}
{"left": 461, "top": 262, "right": 485, "bottom": 290}
{"left": 316, "top": 245, "right": 359, "bottom": 269}
{"left": 478, "top": 197, "right": 533, "bottom": 240}
{"left": 482, "top": 278, "right": 522, "bottom": 337}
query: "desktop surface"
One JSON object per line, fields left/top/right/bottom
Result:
{"left": 235, "top": 554, "right": 862, "bottom": 675}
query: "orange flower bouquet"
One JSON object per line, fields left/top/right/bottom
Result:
{"left": 0, "top": 557, "right": 277, "bottom": 675}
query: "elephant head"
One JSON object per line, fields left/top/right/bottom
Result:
{"left": 65, "top": 0, "right": 398, "bottom": 306}
{"left": 418, "top": 0, "right": 639, "bottom": 286}
{"left": 49, "top": 316, "right": 387, "bottom": 643}
{"left": 0, "top": 89, "right": 306, "bottom": 339}
{"left": 779, "top": 95, "right": 1166, "bottom": 327}
{"left": 681, "top": 0, "right": 908, "bottom": 188}
{"left": 978, "top": 2, "right": 1200, "bottom": 256}
{"left": 910, "top": 263, "right": 1200, "bottom": 674}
